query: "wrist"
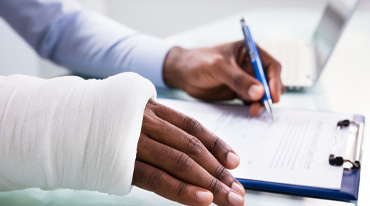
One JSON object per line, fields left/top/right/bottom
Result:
{"left": 163, "top": 46, "right": 188, "bottom": 89}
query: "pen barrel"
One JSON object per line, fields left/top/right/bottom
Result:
{"left": 251, "top": 60, "right": 270, "bottom": 101}
{"left": 242, "top": 23, "right": 272, "bottom": 102}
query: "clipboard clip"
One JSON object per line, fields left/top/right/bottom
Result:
{"left": 329, "top": 120, "right": 364, "bottom": 170}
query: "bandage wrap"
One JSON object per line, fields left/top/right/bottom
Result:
{"left": 0, "top": 73, "right": 156, "bottom": 195}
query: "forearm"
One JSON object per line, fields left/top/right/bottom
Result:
{"left": 0, "top": 73, "right": 156, "bottom": 194}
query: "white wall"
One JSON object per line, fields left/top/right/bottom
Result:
{"left": 105, "top": 0, "right": 325, "bottom": 38}
{"left": 105, "top": 0, "right": 370, "bottom": 38}
{"left": 1, "top": 0, "right": 369, "bottom": 77}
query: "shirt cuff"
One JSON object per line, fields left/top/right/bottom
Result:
{"left": 127, "top": 34, "right": 174, "bottom": 89}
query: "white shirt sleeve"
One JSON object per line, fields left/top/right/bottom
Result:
{"left": 0, "top": 73, "right": 156, "bottom": 195}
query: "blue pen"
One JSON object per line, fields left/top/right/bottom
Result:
{"left": 240, "top": 17, "right": 274, "bottom": 120}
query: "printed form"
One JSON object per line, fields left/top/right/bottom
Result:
{"left": 158, "top": 98, "right": 352, "bottom": 190}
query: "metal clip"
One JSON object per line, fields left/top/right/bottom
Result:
{"left": 329, "top": 120, "right": 363, "bottom": 170}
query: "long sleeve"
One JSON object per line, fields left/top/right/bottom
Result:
{"left": 0, "top": 73, "right": 156, "bottom": 195}
{"left": 0, "top": 0, "right": 173, "bottom": 88}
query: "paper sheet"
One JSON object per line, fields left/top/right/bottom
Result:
{"left": 158, "top": 98, "right": 352, "bottom": 190}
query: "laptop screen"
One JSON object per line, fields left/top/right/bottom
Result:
{"left": 312, "top": 0, "right": 359, "bottom": 75}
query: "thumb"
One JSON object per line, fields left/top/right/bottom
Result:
{"left": 218, "top": 66, "right": 264, "bottom": 101}
{"left": 247, "top": 84, "right": 264, "bottom": 101}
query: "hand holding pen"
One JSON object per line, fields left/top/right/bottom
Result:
{"left": 241, "top": 17, "right": 275, "bottom": 120}
{"left": 163, "top": 25, "right": 284, "bottom": 117}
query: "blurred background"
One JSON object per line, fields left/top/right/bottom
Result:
{"left": 1, "top": 0, "right": 369, "bottom": 77}
{"left": 0, "top": 2, "right": 369, "bottom": 205}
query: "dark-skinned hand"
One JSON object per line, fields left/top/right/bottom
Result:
{"left": 163, "top": 40, "right": 284, "bottom": 116}
{"left": 132, "top": 99, "right": 245, "bottom": 206}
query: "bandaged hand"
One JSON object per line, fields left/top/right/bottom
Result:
{"left": 0, "top": 73, "right": 244, "bottom": 206}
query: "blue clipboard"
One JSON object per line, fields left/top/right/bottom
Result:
{"left": 237, "top": 115, "right": 365, "bottom": 201}
{"left": 237, "top": 169, "right": 360, "bottom": 201}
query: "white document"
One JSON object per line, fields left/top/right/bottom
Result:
{"left": 157, "top": 98, "right": 352, "bottom": 190}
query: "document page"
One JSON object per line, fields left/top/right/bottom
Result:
{"left": 158, "top": 98, "right": 352, "bottom": 190}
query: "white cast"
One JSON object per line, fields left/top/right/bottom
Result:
{"left": 0, "top": 72, "right": 156, "bottom": 195}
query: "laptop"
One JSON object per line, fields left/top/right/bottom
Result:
{"left": 262, "top": 0, "right": 360, "bottom": 90}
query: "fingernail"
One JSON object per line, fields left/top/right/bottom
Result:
{"left": 228, "top": 191, "right": 244, "bottom": 206}
{"left": 232, "top": 182, "right": 245, "bottom": 196}
{"left": 258, "top": 107, "right": 265, "bottom": 115}
{"left": 227, "top": 152, "right": 240, "bottom": 168}
{"left": 248, "top": 84, "right": 263, "bottom": 100}
{"left": 196, "top": 191, "right": 212, "bottom": 204}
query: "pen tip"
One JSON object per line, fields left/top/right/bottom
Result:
{"left": 263, "top": 100, "right": 274, "bottom": 123}
{"left": 270, "top": 113, "right": 275, "bottom": 123}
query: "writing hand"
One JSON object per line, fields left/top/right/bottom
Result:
{"left": 163, "top": 40, "right": 284, "bottom": 116}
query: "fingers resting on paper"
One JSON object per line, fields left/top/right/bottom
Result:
{"left": 132, "top": 99, "right": 245, "bottom": 206}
